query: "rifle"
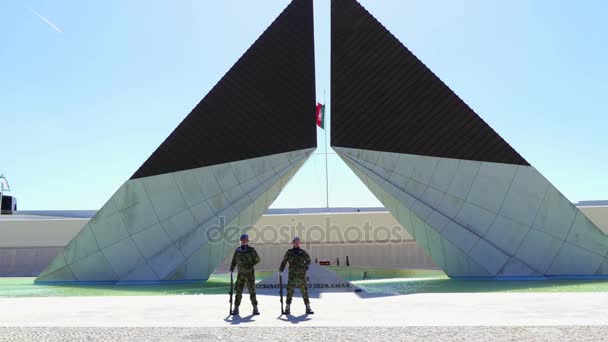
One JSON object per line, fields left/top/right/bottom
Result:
{"left": 229, "top": 271, "right": 234, "bottom": 315}
{"left": 279, "top": 272, "right": 284, "bottom": 315}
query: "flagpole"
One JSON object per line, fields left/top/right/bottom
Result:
{"left": 324, "top": 89, "right": 329, "bottom": 209}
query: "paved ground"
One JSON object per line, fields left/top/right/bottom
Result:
{"left": 2, "top": 292, "right": 608, "bottom": 340}
{"left": 2, "top": 292, "right": 608, "bottom": 327}
{"left": 1, "top": 327, "right": 607, "bottom": 342}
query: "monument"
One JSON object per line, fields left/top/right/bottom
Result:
{"left": 331, "top": 0, "right": 608, "bottom": 277}
{"left": 37, "top": 0, "right": 316, "bottom": 283}
{"left": 37, "top": 0, "right": 608, "bottom": 283}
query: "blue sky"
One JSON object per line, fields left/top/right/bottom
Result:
{"left": 1, "top": 0, "right": 607, "bottom": 210}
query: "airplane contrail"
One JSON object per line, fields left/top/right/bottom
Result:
{"left": 30, "top": 8, "right": 63, "bottom": 33}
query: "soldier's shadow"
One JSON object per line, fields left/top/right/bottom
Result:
{"left": 224, "top": 314, "right": 256, "bottom": 325}
{"left": 277, "top": 314, "right": 312, "bottom": 324}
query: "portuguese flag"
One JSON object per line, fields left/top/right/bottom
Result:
{"left": 316, "top": 103, "right": 325, "bottom": 129}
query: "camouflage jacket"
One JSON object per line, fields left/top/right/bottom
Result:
{"left": 230, "top": 245, "right": 260, "bottom": 273}
{"left": 279, "top": 247, "right": 311, "bottom": 274}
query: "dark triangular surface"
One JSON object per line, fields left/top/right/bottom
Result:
{"left": 331, "top": 0, "right": 528, "bottom": 166}
{"left": 132, "top": 0, "right": 316, "bottom": 179}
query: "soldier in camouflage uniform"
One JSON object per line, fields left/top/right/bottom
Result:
{"left": 230, "top": 234, "right": 260, "bottom": 315}
{"left": 278, "top": 236, "right": 314, "bottom": 315}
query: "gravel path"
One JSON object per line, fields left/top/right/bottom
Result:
{"left": 1, "top": 327, "right": 607, "bottom": 342}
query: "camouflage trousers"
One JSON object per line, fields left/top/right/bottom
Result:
{"left": 234, "top": 272, "right": 257, "bottom": 306}
{"left": 286, "top": 272, "right": 310, "bottom": 305}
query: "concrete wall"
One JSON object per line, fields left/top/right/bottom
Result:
{"left": 579, "top": 206, "right": 608, "bottom": 233}
{"left": 217, "top": 211, "right": 435, "bottom": 270}
{"left": 1, "top": 206, "right": 607, "bottom": 276}
{"left": 0, "top": 218, "right": 86, "bottom": 276}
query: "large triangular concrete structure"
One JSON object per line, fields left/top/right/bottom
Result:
{"left": 331, "top": 0, "right": 608, "bottom": 277}
{"left": 37, "top": 0, "right": 608, "bottom": 283}
{"left": 37, "top": 0, "right": 317, "bottom": 283}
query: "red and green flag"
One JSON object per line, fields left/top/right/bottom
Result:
{"left": 316, "top": 103, "right": 325, "bottom": 129}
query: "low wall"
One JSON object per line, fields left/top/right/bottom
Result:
{"left": 217, "top": 211, "right": 435, "bottom": 270}
{"left": 0, "top": 218, "right": 86, "bottom": 276}
{"left": 579, "top": 206, "right": 608, "bottom": 233}
{"left": 1, "top": 206, "right": 607, "bottom": 277}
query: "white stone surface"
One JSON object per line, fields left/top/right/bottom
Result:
{"left": 148, "top": 188, "right": 188, "bottom": 222}
{"left": 160, "top": 209, "right": 199, "bottom": 245}
{"left": 532, "top": 186, "right": 577, "bottom": 240}
{"left": 38, "top": 150, "right": 313, "bottom": 283}
{"left": 214, "top": 163, "right": 240, "bottom": 192}
{"left": 442, "top": 221, "right": 479, "bottom": 253}
{"left": 131, "top": 223, "right": 174, "bottom": 260}
{"left": 547, "top": 242, "right": 605, "bottom": 276}
{"left": 183, "top": 246, "right": 211, "bottom": 280}
{"left": 468, "top": 239, "right": 509, "bottom": 275}
{"left": 193, "top": 166, "right": 223, "bottom": 200}
{"left": 190, "top": 201, "right": 216, "bottom": 226}
{"left": 499, "top": 166, "right": 548, "bottom": 227}
{"left": 446, "top": 160, "right": 480, "bottom": 201}
{"left": 455, "top": 202, "right": 496, "bottom": 237}
{"left": 374, "top": 151, "right": 399, "bottom": 180}
{"left": 35, "top": 266, "right": 76, "bottom": 282}
{"left": 5, "top": 292, "right": 608, "bottom": 327}
{"left": 405, "top": 179, "right": 428, "bottom": 199}
{"left": 88, "top": 212, "right": 129, "bottom": 250}
{"left": 147, "top": 244, "right": 186, "bottom": 280}
{"left": 392, "top": 153, "right": 418, "bottom": 179}
{"left": 409, "top": 155, "right": 438, "bottom": 185}
{"left": 437, "top": 194, "right": 465, "bottom": 220}
{"left": 468, "top": 258, "right": 493, "bottom": 277}
{"left": 421, "top": 187, "right": 445, "bottom": 210}
{"left": 120, "top": 201, "right": 159, "bottom": 236}
{"left": 441, "top": 239, "right": 471, "bottom": 276}
{"left": 515, "top": 229, "right": 563, "bottom": 273}
{"left": 387, "top": 167, "right": 410, "bottom": 190}
{"left": 111, "top": 179, "right": 147, "bottom": 212}
{"left": 121, "top": 262, "right": 158, "bottom": 282}
{"left": 484, "top": 215, "right": 530, "bottom": 256}
{"left": 498, "top": 257, "right": 539, "bottom": 277}
{"left": 61, "top": 225, "right": 100, "bottom": 265}
{"left": 172, "top": 170, "right": 204, "bottom": 208}
{"left": 425, "top": 226, "right": 447, "bottom": 269}
{"left": 230, "top": 159, "right": 256, "bottom": 184}
{"left": 410, "top": 199, "right": 433, "bottom": 221}
{"left": 338, "top": 149, "right": 608, "bottom": 278}
{"left": 429, "top": 158, "right": 460, "bottom": 193}
{"left": 409, "top": 214, "right": 430, "bottom": 251}
{"left": 466, "top": 162, "right": 517, "bottom": 214}
{"left": 39, "top": 251, "right": 67, "bottom": 276}
{"left": 566, "top": 211, "right": 608, "bottom": 257}
{"left": 595, "top": 257, "right": 608, "bottom": 276}
{"left": 69, "top": 251, "right": 117, "bottom": 281}
{"left": 425, "top": 210, "right": 450, "bottom": 233}
{"left": 102, "top": 238, "right": 146, "bottom": 278}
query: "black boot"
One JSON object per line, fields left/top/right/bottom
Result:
{"left": 231, "top": 305, "right": 239, "bottom": 316}
{"left": 252, "top": 305, "right": 260, "bottom": 315}
{"left": 284, "top": 304, "right": 291, "bottom": 315}
{"left": 306, "top": 304, "right": 314, "bottom": 315}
